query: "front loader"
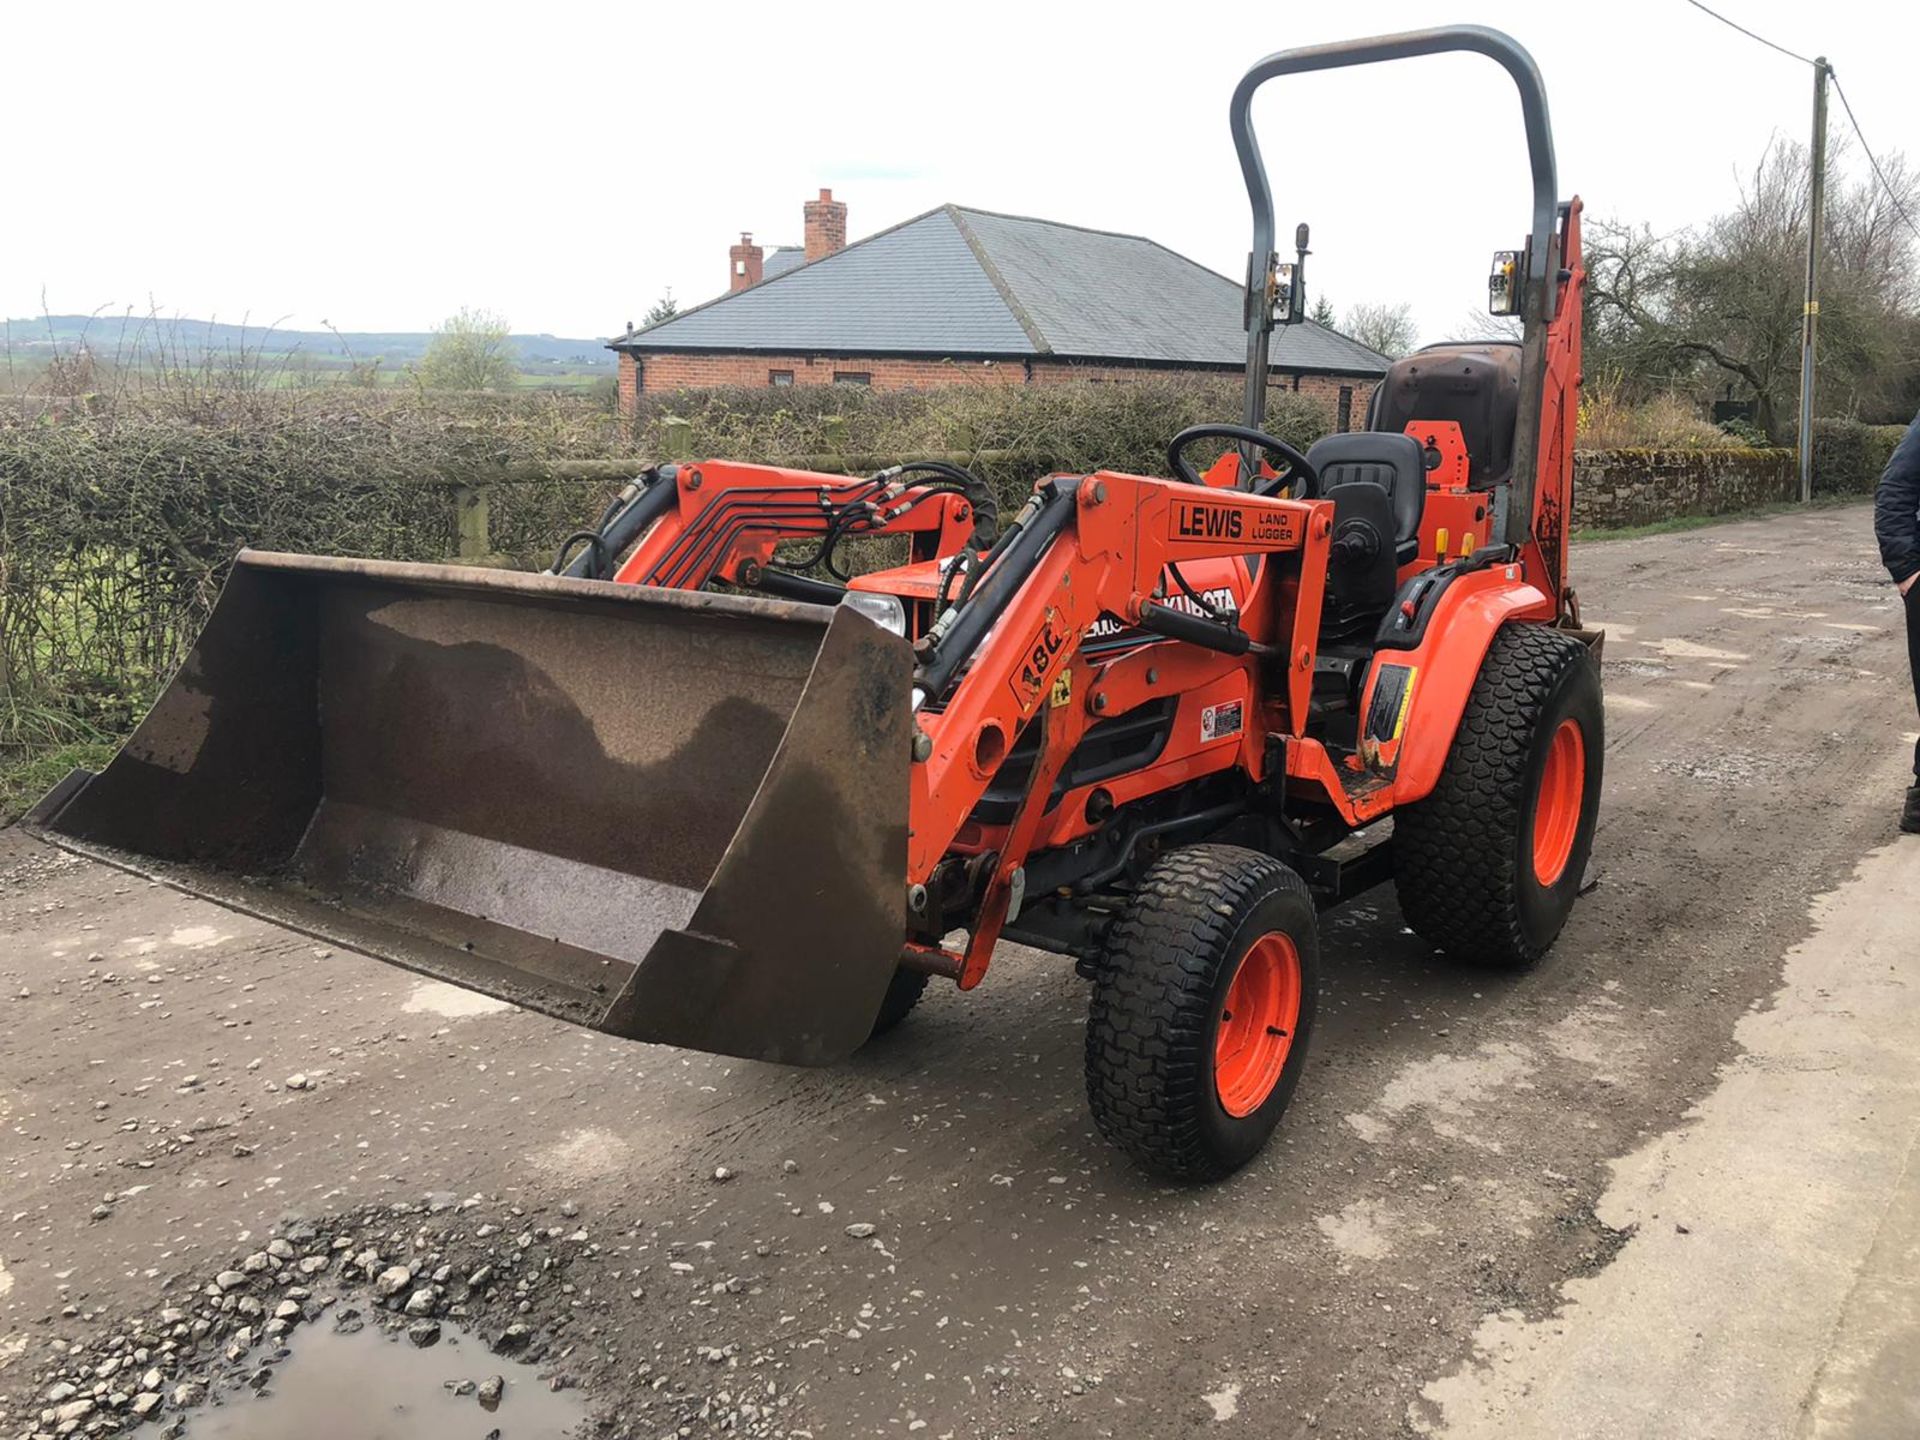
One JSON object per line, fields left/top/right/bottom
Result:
{"left": 30, "top": 26, "right": 1602, "bottom": 1180}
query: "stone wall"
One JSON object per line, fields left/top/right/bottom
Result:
{"left": 1571, "top": 448, "right": 1797, "bottom": 530}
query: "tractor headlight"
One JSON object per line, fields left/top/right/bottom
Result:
{"left": 840, "top": 591, "right": 908, "bottom": 638}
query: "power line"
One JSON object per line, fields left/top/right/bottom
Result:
{"left": 1682, "top": 0, "right": 1817, "bottom": 66}
{"left": 1681, "top": 1, "right": 1920, "bottom": 245}
{"left": 1829, "top": 73, "right": 1920, "bottom": 244}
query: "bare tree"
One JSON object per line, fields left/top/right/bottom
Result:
{"left": 419, "top": 308, "right": 516, "bottom": 391}
{"left": 1449, "top": 309, "right": 1524, "bottom": 344}
{"left": 1584, "top": 136, "right": 1920, "bottom": 435}
{"left": 1343, "top": 301, "right": 1418, "bottom": 358}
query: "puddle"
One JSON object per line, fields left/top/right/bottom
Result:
{"left": 186, "top": 1320, "right": 586, "bottom": 1439}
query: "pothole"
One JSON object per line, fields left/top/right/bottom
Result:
{"left": 184, "top": 1317, "right": 586, "bottom": 1438}
{"left": 8, "top": 1199, "right": 602, "bottom": 1440}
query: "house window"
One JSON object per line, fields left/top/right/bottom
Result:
{"left": 833, "top": 371, "right": 871, "bottom": 387}
{"left": 1337, "top": 385, "right": 1354, "bottom": 432}
{"left": 769, "top": 370, "right": 795, "bottom": 387}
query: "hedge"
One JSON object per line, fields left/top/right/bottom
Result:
{"left": 0, "top": 380, "right": 1334, "bottom": 802}
{"left": 12, "top": 379, "right": 1893, "bottom": 817}
{"left": 1807, "top": 418, "right": 1909, "bottom": 495}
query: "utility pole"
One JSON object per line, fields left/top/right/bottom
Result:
{"left": 1798, "top": 56, "right": 1830, "bottom": 503}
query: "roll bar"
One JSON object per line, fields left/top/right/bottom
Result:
{"left": 1230, "top": 26, "right": 1560, "bottom": 543}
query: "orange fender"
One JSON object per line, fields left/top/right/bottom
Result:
{"left": 1357, "top": 566, "right": 1555, "bottom": 808}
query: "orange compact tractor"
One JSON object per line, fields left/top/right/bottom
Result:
{"left": 32, "top": 27, "right": 1601, "bottom": 1179}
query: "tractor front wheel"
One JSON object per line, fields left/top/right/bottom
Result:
{"left": 1395, "top": 623, "right": 1603, "bottom": 968}
{"left": 1085, "top": 846, "right": 1319, "bottom": 1181}
{"left": 867, "top": 968, "right": 929, "bottom": 1039}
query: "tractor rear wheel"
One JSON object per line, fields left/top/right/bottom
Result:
{"left": 868, "top": 968, "right": 929, "bottom": 1039}
{"left": 1395, "top": 623, "right": 1603, "bottom": 969}
{"left": 1085, "top": 845, "right": 1319, "bottom": 1181}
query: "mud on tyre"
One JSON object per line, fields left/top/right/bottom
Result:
{"left": 1085, "top": 845, "right": 1319, "bottom": 1181}
{"left": 1395, "top": 623, "right": 1603, "bottom": 969}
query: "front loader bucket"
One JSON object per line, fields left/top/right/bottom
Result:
{"left": 29, "top": 551, "right": 913, "bottom": 1066}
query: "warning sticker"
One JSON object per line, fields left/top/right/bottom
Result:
{"left": 1364, "top": 664, "right": 1418, "bottom": 744}
{"left": 1201, "top": 699, "right": 1245, "bottom": 743}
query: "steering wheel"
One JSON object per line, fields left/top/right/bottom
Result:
{"left": 1167, "top": 424, "right": 1320, "bottom": 498}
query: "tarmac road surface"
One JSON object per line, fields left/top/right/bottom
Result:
{"left": 2, "top": 501, "right": 1917, "bottom": 1439}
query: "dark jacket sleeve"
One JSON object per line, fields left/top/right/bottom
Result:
{"left": 1875, "top": 412, "right": 1920, "bottom": 585}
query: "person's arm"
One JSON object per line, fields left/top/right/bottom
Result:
{"left": 1874, "top": 412, "right": 1920, "bottom": 594}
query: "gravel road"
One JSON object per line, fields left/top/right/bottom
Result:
{"left": 2, "top": 502, "right": 1913, "bottom": 1439}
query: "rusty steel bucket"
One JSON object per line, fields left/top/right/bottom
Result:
{"left": 28, "top": 551, "right": 913, "bottom": 1065}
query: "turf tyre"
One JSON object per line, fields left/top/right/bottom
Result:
{"left": 1085, "top": 845, "right": 1319, "bottom": 1181}
{"left": 1395, "top": 623, "right": 1603, "bottom": 968}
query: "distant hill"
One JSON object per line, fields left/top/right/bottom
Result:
{"left": 3, "top": 315, "right": 617, "bottom": 375}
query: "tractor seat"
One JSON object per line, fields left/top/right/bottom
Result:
{"left": 1304, "top": 432, "right": 1426, "bottom": 563}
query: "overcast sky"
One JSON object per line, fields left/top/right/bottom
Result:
{"left": 6, "top": 0, "right": 1915, "bottom": 347}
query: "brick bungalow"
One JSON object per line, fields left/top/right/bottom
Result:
{"left": 611, "top": 190, "right": 1392, "bottom": 428}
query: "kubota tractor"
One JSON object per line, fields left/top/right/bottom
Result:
{"left": 31, "top": 26, "right": 1602, "bottom": 1179}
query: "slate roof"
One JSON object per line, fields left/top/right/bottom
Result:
{"left": 762, "top": 246, "right": 806, "bottom": 280}
{"left": 612, "top": 206, "right": 1391, "bottom": 377}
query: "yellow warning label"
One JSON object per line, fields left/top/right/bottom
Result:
{"left": 1049, "top": 669, "right": 1072, "bottom": 709}
{"left": 1392, "top": 666, "right": 1419, "bottom": 739}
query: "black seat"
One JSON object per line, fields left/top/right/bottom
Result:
{"left": 1304, "top": 432, "right": 1426, "bottom": 563}
{"left": 1367, "top": 341, "right": 1522, "bottom": 489}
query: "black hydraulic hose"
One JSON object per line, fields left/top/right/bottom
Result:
{"left": 654, "top": 492, "right": 876, "bottom": 589}
{"left": 893, "top": 461, "right": 999, "bottom": 541}
{"left": 552, "top": 529, "right": 610, "bottom": 578}
{"left": 915, "top": 481, "right": 1074, "bottom": 701}
{"left": 954, "top": 490, "right": 1039, "bottom": 609}
{"left": 555, "top": 469, "right": 679, "bottom": 579}
{"left": 1165, "top": 563, "right": 1227, "bottom": 620}
{"left": 650, "top": 478, "right": 892, "bottom": 589}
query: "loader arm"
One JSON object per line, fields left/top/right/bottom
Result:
{"left": 601, "top": 460, "right": 985, "bottom": 596}
{"left": 902, "top": 472, "right": 1329, "bottom": 985}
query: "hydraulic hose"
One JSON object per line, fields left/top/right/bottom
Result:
{"left": 553, "top": 468, "right": 679, "bottom": 579}
{"left": 915, "top": 482, "right": 1073, "bottom": 702}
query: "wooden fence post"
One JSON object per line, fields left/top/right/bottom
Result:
{"left": 452, "top": 482, "right": 492, "bottom": 562}
{"left": 661, "top": 416, "right": 693, "bottom": 462}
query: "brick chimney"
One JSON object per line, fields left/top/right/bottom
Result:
{"left": 803, "top": 188, "right": 847, "bottom": 263}
{"left": 729, "top": 232, "right": 764, "bottom": 292}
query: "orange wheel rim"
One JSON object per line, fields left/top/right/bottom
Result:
{"left": 1214, "top": 932, "right": 1303, "bottom": 1118}
{"left": 1531, "top": 718, "right": 1586, "bottom": 887}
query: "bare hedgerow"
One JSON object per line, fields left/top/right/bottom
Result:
{"left": 0, "top": 378, "right": 1335, "bottom": 808}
